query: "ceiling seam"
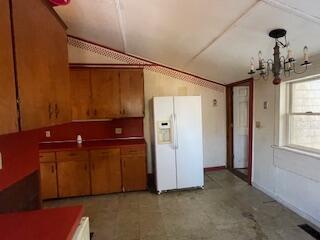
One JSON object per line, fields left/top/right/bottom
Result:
{"left": 262, "top": 0, "right": 320, "bottom": 25}
{"left": 182, "top": 0, "right": 261, "bottom": 68}
{"left": 114, "top": 0, "right": 127, "bottom": 52}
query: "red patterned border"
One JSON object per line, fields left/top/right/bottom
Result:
{"left": 68, "top": 36, "right": 225, "bottom": 92}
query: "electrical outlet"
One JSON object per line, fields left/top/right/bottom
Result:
{"left": 115, "top": 128, "right": 122, "bottom": 135}
{"left": 45, "top": 130, "right": 51, "bottom": 138}
{"left": 213, "top": 99, "right": 218, "bottom": 107}
{"left": 0, "top": 152, "right": 2, "bottom": 170}
{"left": 256, "top": 121, "right": 262, "bottom": 128}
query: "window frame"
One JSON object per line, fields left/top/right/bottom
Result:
{"left": 286, "top": 77, "right": 320, "bottom": 154}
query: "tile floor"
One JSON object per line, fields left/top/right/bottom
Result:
{"left": 44, "top": 170, "right": 316, "bottom": 240}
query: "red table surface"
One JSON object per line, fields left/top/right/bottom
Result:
{"left": 0, "top": 206, "right": 84, "bottom": 240}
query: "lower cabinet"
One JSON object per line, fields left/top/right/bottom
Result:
{"left": 121, "top": 146, "right": 147, "bottom": 191}
{"left": 40, "top": 162, "right": 58, "bottom": 199}
{"left": 39, "top": 144, "right": 147, "bottom": 200}
{"left": 57, "top": 160, "right": 91, "bottom": 198}
{"left": 90, "top": 149, "right": 122, "bottom": 195}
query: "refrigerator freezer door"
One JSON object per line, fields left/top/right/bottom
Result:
{"left": 174, "top": 96, "right": 204, "bottom": 189}
{"left": 153, "top": 97, "right": 177, "bottom": 191}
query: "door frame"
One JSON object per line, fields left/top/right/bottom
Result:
{"left": 226, "top": 78, "right": 253, "bottom": 185}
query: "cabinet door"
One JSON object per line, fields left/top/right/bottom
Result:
{"left": 91, "top": 69, "right": 121, "bottom": 119}
{"left": 119, "top": 69, "right": 144, "bottom": 117}
{"left": 121, "top": 147, "right": 147, "bottom": 191}
{"left": 50, "top": 30, "right": 71, "bottom": 125}
{"left": 40, "top": 162, "right": 58, "bottom": 200}
{"left": 57, "top": 160, "right": 91, "bottom": 198}
{"left": 70, "top": 68, "right": 92, "bottom": 120}
{"left": 12, "top": 0, "right": 66, "bottom": 130}
{"left": 90, "top": 149, "right": 122, "bottom": 194}
{"left": 0, "top": 0, "right": 18, "bottom": 134}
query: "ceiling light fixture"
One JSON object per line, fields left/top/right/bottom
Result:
{"left": 248, "top": 29, "right": 312, "bottom": 85}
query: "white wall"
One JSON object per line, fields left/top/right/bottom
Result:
{"left": 253, "top": 56, "right": 320, "bottom": 227}
{"left": 68, "top": 44, "right": 227, "bottom": 172}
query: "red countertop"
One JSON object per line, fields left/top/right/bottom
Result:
{"left": 39, "top": 138, "right": 146, "bottom": 152}
{"left": 0, "top": 205, "right": 84, "bottom": 240}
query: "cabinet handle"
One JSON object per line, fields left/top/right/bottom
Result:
{"left": 123, "top": 109, "right": 126, "bottom": 115}
{"left": 48, "top": 103, "right": 53, "bottom": 119}
{"left": 84, "top": 163, "right": 87, "bottom": 171}
{"left": 51, "top": 165, "right": 55, "bottom": 173}
{"left": 86, "top": 109, "right": 90, "bottom": 116}
{"left": 55, "top": 103, "right": 60, "bottom": 119}
{"left": 94, "top": 109, "right": 97, "bottom": 116}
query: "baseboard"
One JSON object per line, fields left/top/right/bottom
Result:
{"left": 204, "top": 166, "right": 226, "bottom": 172}
{"left": 252, "top": 182, "right": 320, "bottom": 228}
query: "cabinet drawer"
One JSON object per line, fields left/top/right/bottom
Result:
{"left": 90, "top": 148, "right": 120, "bottom": 161}
{"left": 121, "top": 145, "right": 145, "bottom": 156}
{"left": 56, "top": 151, "right": 89, "bottom": 162}
{"left": 39, "top": 152, "right": 56, "bottom": 163}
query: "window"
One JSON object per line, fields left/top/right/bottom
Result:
{"left": 288, "top": 78, "right": 320, "bottom": 152}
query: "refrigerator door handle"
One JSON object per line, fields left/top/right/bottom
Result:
{"left": 174, "top": 113, "right": 179, "bottom": 149}
{"left": 170, "top": 114, "right": 176, "bottom": 149}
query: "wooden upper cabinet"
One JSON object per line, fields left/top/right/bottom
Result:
{"left": 91, "top": 69, "right": 121, "bottom": 118}
{"left": 50, "top": 28, "right": 71, "bottom": 125}
{"left": 69, "top": 67, "right": 144, "bottom": 120}
{"left": 120, "top": 69, "right": 144, "bottom": 117}
{"left": 0, "top": 0, "right": 18, "bottom": 134}
{"left": 70, "top": 69, "right": 92, "bottom": 120}
{"left": 12, "top": 0, "right": 70, "bottom": 130}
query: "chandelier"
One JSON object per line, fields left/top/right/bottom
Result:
{"left": 248, "top": 29, "right": 312, "bottom": 85}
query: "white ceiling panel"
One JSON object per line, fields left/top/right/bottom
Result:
{"left": 55, "top": 0, "right": 124, "bottom": 51}
{"left": 121, "top": 0, "right": 257, "bottom": 68}
{"left": 269, "top": 0, "right": 320, "bottom": 20}
{"left": 186, "top": 1, "right": 320, "bottom": 84}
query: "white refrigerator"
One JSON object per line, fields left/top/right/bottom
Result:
{"left": 151, "top": 96, "right": 204, "bottom": 193}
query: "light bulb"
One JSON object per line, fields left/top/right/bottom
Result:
{"left": 258, "top": 51, "right": 263, "bottom": 61}
{"left": 303, "top": 46, "right": 309, "bottom": 62}
{"left": 250, "top": 57, "right": 255, "bottom": 71}
{"left": 287, "top": 47, "right": 293, "bottom": 60}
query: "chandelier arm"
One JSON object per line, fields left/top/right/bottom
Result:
{"left": 293, "top": 62, "right": 308, "bottom": 74}
{"left": 276, "top": 39, "right": 287, "bottom": 48}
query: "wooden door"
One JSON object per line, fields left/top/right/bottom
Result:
{"left": 90, "top": 149, "right": 122, "bottom": 194}
{"left": 119, "top": 69, "right": 144, "bottom": 117}
{"left": 233, "top": 86, "right": 249, "bottom": 169}
{"left": 0, "top": 0, "right": 18, "bottom": 134}
{"left": 40, "top": 162, "right": 58, "bottom": 200}
{"left": 57, "top": 160, "right": 91, "bottom": 197}
{"left": 12, "top": 0, "right": 68, "bottom": 130}
{"left": 121, "top": 146, "right": 147, "bottom": 191}
{"left": 70, "top": 68, "right": 92, "bottom": 120}
{"left": 91, "top": 69, "right": 121, "bottom": 118}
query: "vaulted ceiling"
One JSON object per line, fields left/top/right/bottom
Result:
{"left": 55, "top": 0, "right": 320, "bottom": 84}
